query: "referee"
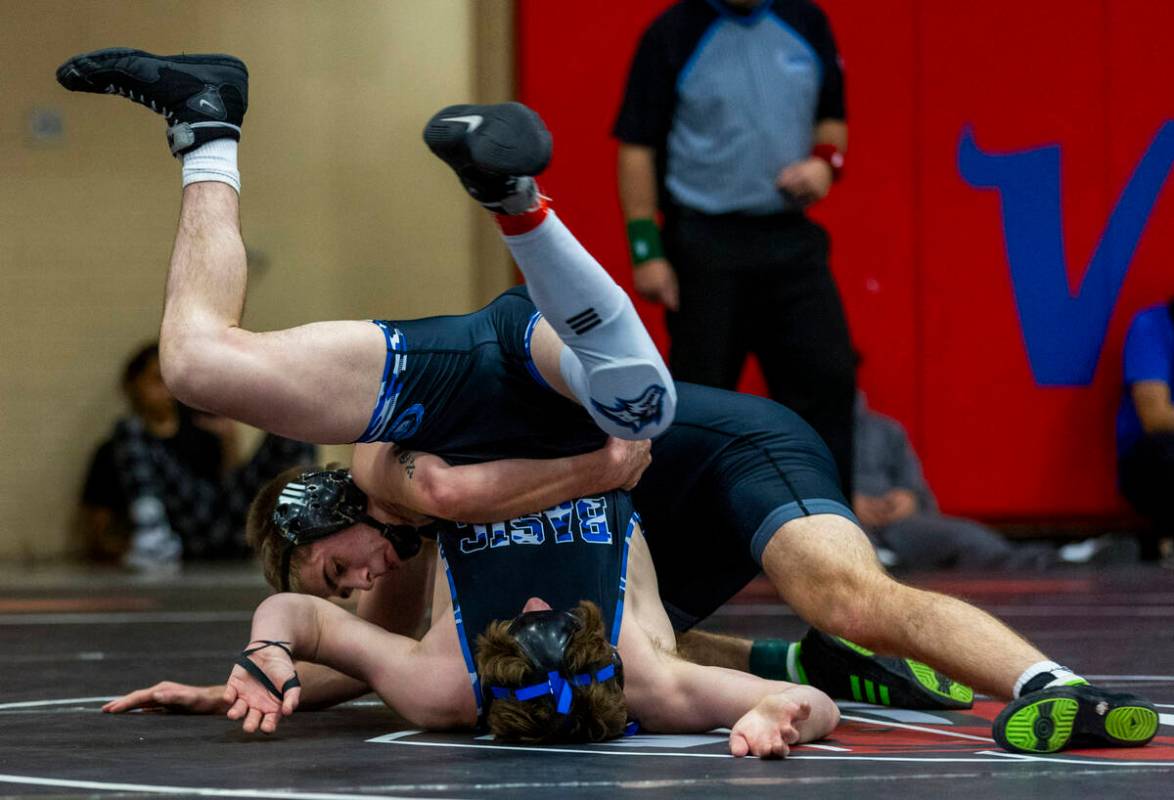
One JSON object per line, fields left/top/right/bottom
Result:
{"left": 614, "top": 0, "right": 855, "bottom": 492}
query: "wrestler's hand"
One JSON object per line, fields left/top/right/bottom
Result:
{"left": 223, "top": 645, "right": 300, "bottom": 734}
{"left": 603, "top": 436, "right": 653, "bottom": 490}
{"left": 103, "top": 682, "right": 229, "bottom": 715}
{"left": 633, "top": 258, "right": 679, "bottom": 311}
{"left": 729, "top": 693, "right": 810, "bottom": 758}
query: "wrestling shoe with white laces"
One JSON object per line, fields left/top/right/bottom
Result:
{"left": 423, "top": 102, "right": 551, "bottom": 214}
{"left": 993, "top": 684, "right": 1158, "bottom": 753}
{"left": 56, "top": 47, "right": 247, "bottom": 156}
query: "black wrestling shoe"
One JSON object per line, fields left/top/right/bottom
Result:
{"left": 798, "top": 629, "right": 974, "bottom": 710}
{"left": 993, "top": 683, "right": 1158, "bottom": 753}
{"left": 423, "top": 102, "right": 551, "bottom": 213}
{"left": 56, "top": 47, "right": 248, "bottom": 156}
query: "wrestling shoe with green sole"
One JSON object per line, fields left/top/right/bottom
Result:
{"left": 56, "top": 47, "right": 248, "bottom": 156}
{"left": 993, "top": 684, "right": 1158, "bottom": 753}
{"left": 797, "top": 628, "right": 974, "bottom": 710}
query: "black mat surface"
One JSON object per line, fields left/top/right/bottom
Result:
{"left": 1, "top": 565, "right": 1171, "bottom": 799}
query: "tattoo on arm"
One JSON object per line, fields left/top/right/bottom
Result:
{"left": 397, "top": 450, "right": 416, "bottom": 480}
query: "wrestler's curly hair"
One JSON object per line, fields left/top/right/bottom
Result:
{"left": 475, "top": 600, "right": 627, "bottom": 744}
{"left": 246, "top": 464, "right": 328, "bottom": 593}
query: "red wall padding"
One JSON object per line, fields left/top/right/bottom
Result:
{"left": 516, "top": 0, "right": 1174, "bottom": 519}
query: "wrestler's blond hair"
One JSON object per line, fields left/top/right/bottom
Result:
{"left": 475, "top": 600, "right": 627, "bottom": 744}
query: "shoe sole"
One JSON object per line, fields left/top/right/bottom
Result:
{"left": 993, "top": 689, "right": 1158, "bottom": 753}
{"left": 57, "top": 47, "right": 246, "bottom": 92}
{"left": 423, "top": 102, "right": 552, "bottom": 177}
{"left": 906, "top": 659, "right": 975, "bottom": 706}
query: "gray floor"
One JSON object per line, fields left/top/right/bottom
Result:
{"left": 1, "top": 563, "right": 1172, "bottom": 799}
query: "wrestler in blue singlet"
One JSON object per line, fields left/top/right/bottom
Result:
{"left": 360, "top": 288, "right": 855, "bottom": 635}
{"left": 636, "top": 382, "right": 858, "bottom": 632}
{"left": 358, "top": 287, "right": 605, "bottom": 464}
{"left": 436, "top": 489, "right": 637, "bottom": 718}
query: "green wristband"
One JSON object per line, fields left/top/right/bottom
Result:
{"left": 626, "top": 218, "right": 664, "bottom": 265}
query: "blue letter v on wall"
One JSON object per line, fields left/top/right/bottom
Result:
{"left": 958, "top": 122, "right": 1174, "bottom": 386}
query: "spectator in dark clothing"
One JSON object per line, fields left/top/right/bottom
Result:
{"left": 854, "top": 394, "right": 1112, "bottom": 571}
{"left": 79, "top": 343, "right": 316, "bottom": 571}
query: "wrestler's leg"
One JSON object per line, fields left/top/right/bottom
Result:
{"left": 761, "top": 514, "right": 1048, "bottom": 699}
{"left": 676, "top": 629, "right": 754, "bottom": 672}
{"left": 56, "top": 48, "right": 389, "bottom": 443}
{"left": 425, "top": 103, "right": 675, "bottom": 438}
{"left": 504, "top": 215, "right": 675, "bottom": 439}
{"left": 160, "top": 182, "right": 386, "bottom": 443}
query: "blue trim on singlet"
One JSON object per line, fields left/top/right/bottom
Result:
{"left": 609, "top": 512, "right": 640, "bottom": 647}
{"left": 438, "top": 540, "right": 484, "bottom": 718}
{"left": 749, "top": 499, "right": 858, "bottom": 565}
{"left": 357, "top": 322, "right": 409, "bottom": 443}
{"left": 523, "top": 310, "right": 555, "bottom": 392}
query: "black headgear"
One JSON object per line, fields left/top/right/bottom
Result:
{"left": 271, "top": 469, "right": 429, "bottom": 592}
{"left": 485, "top": 609, "right": 624, "bottom": 716}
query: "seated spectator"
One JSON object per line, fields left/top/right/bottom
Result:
{"left": 79, "top": 342, "right": 316, "bottom": 571}
{"left": 854, "top": 393, "right": 1111, "bottom": 570}
{"left": 1116, "top": 299, "right": 1174, "bottom": 563}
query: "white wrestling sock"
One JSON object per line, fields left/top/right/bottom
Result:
{"left": 502, "top": 210, "right": 676, "bottom": 438}
{"left": 182, "top": 138, "right": 241, "bottom": 193}
{"left": 1014, "top": 660, "right": 1088, "bottom": 697}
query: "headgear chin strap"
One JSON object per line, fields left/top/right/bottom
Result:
{"left": 272, "top": 469, "right": 430, "bottom": 592}
{"left": 484, "top": 609, "right": 624, "bottom": 716}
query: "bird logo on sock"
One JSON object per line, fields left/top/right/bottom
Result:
{"left": 591, "top": 385, "right": 666, "bottom": 434}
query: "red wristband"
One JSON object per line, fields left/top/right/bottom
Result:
{"left": 812, "top": 144, "right": 844, "bottom": 181}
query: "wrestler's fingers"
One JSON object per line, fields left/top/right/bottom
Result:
{"left": 282, "top": 686, "right": 301, "bottom": 716}
{"left": 242, "top": 706, "right": 263, "bottom": 734}
{"left": 728, "top": 730, "right": 751, "bottom": 758}
{"left": 222, "top": 682, "right": 238, "bottom": 706}
{"left": 102, "top": 688, "right": 156, "bottom": 713}
{"left": 259, "top": 711, "right": 280, "bottom": 734}
{"left": 226, "top": 697, "right": 249, "bottom": 720}
{"left": 750, "top": 730, "right": 778, "bottom": 759}
{"left": 782, "top": 722, "right": 801, "bottom": 745}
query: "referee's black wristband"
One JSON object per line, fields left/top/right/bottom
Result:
{"left": 626, "top": 218, "right": 664, "bottom": 265}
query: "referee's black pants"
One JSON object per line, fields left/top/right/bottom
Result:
{"left": 663, "top": 209, "right": 856, "bottom": 495}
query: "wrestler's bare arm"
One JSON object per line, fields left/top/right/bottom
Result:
{"left": 352, "top": 437, "right": 650, "bottom": 524}
{"left": 622, "top": 638, "right": 838, "bottom": 756}
{"left": 285, "top": 545, "right": 439, "bottom": 712}
{"left": 105, "top": 545, "right": 443, "bottom": 715}
{"left": 617, "top": 527, "right": 839, "bottom": 757}
{"left": 226, "top": 592, "right": 473, "bottom": 733}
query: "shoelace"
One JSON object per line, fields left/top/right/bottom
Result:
{"left": 105, "top": 84, "right": 172, "bottom": 119}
